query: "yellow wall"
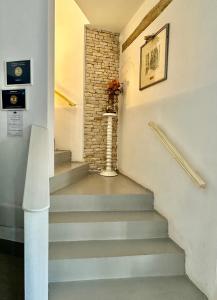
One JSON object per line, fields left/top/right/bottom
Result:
{"left": 55, "top": 0, "right": 89, "bottom": 160}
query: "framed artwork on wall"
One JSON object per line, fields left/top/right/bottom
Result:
{"left": 5, "top": 59, "right": 32, "bottom": 86}
{"left": 139, "top": 24, "right": 170, "bottom": 90}
{"left": 1, "top": 89, "right": 26, "bottom": 110}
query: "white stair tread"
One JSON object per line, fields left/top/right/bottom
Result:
{"left": 54, "top": 162, "right": 88, "bottom": 176}
{"left": 49, "top": 211, "right": 165, "bottom": 223}
{"left": 49, "top": 276, "right": 207, "bottom": 300}
{"left": 52, "top": 173, "right": 150, "bottom": 195}
{"left": 49, "top": 238, "right": 183, "bottom": 260}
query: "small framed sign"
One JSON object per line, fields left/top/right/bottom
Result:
{"left": 1, "top": 89, "right": 26, "bottom": 110}
{"left": 6, "top": 60, "right": 32, "bottom": 85}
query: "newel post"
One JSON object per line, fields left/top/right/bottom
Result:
{"left": 24, "top": 209, "right": 49, "bottom": 300}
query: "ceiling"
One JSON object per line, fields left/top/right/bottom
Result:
{"left": 74, "top": 0, "right": 145, "bottom": 33}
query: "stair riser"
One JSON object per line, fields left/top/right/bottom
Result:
{"left": 49, "top": 254, "right": 185, "bottom": 282}
{"left": 49, "top": 221, "right": 168, "bottom": 242}
{"left": 50, "top": 166, "right": 89, "bottom": 193}
{"left": 50, "top": 195, "right": 153, "bottom": 212}
{"left": 55, "top": 152, "right": 71, "bottom": 167}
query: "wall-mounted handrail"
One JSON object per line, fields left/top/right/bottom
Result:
{"left": 55, "top": 89, "right": 76, "bottom": 107}
{"left": 23, "top": 125, "right": 49, "bottom": 300}
{"left": 148, "top": 122, "right": 206, "bottom": 189}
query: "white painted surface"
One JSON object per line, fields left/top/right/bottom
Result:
{"left": 0, "top": 203, "right": 23, "bottom": 228}
{"left": 55, "top": 0, "right": 89, "bottom": 161}
{"left": 23, "top": 126, "right": 50, "bottom": 300}
{"left": 100, "top": 113, "right": 118, "bottom": 177}
{"left": 0, "top": 0, "right": 53, "bottom": 227}
{"left": 74, "top": 0, "right": 145, "bottom": 32}
{"left": 0, "top": 226, "right": 24, "bottom": 243}
{"left": 118, "top": 0, "right": 217, "bottom": 298}
{"left": 23, "top": 126, "right": 50, "bottom": 212}
{"left": 25, "top": 210, "right": 49, "bottom": 300}
{"left": 48, "top": 0, "right": 55, "bottom": 177}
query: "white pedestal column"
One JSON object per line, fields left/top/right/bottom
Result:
{"left": 100, "top": 113, "right": 118, "bottom": 177}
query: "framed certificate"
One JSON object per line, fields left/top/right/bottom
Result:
{"left": 1, "top": 89, "right": 26, "bottom": 110}
{"left": 6, "top": 60, "right": 32, "bottom": 85}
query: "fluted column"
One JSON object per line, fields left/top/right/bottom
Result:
{"left": 100, "top": 113, "right": 118, "bottom": 177}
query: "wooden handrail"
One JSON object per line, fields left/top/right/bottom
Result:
{"left": 55, "top": 89, "right": 76, "bottom": 107}
{"left": 148, "top": 122, "right": 206, "bottom": 189}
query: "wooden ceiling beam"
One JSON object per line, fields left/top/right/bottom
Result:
{"left": 122, "top": 0, "right": 173, "bottom": 52}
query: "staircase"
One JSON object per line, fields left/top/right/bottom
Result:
{"left": 48, "top": 151, "right": 207, "bottom": 300}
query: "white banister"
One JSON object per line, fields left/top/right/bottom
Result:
{"left": 148, "top": 122, "right": 206, "bottom": 189}
{"left": 23, "top": 125, "right": 50, "bottom": 300}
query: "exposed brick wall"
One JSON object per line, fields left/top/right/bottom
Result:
{"left": 84, "top": 26, "right": 120, "bottom": 172}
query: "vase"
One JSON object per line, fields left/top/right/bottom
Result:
{"left": 106, "top": 94, "right": 118, "bottom": 114}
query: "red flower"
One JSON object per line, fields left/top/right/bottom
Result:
{"left": 106, "top": 79, "right": 122, "bottom": 96}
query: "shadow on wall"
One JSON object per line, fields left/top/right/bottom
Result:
{"left": 118, "top": 81, "right": 217, "bottom": 298}
{"left": 0, "top": 135, "right": 28, "bottom": 242}
{"left": 54, "top": 93, "right": 76, "bottom": 147}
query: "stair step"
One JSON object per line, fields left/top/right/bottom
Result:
{"left": 49, "top": 238, "right": 185, "bottom": 282}
{"left": 50, "top": 162, "right": 89, "bottom": 193}
{"left": 49, "top": 211, "right": 167, "bottom": 241}
{"left": 50, "top": 194, "right": 153, "bottom": 212}
{"left": 50, "top": 173, "right": 153, "bottom": 212}
{"left": 49, "top": 276, "right": 207, "bottom": 300}
{"left": 54, "top": 150, "right": 71, "bottom": 167}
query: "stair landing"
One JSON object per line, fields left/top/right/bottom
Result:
{"left": 52, "top": 173, "right": 149, "bottom": 195}
{"left": 50, "top": 173, "right": 154, "bottom": 212}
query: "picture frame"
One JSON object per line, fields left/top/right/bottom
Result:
{"left": 5, "top": 59, "right": 33, "bottom": 86}
{"left": 1, "top": 89, "right": 26, "bottom": 110}
{"left": 139, "top": 24, "right": 170, "bottom": 90}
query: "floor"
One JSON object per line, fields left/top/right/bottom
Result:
{"left": 53, "top": 173, "right": 150, "bottom": 195}
{"left": 0, "top": 253, "right": 24, "bottom": 300}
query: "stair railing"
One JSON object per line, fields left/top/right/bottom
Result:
{"left": 148, "top": 121, "right": 206, "bottom": 189}
{"left": 22, "top": 125, "right": 50, "bottom": 300}
{"left": 55, "top": 89, "right": 76, "bottom": 107}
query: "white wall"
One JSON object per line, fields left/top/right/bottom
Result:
{"left": 119, "top": 0, "right": 217, "bottom": 298}
{"left": 0, "top": 0, "right": 53, "bottom": 237}
{"left": 55, "top": 0, "right": 89, "bottom": 161}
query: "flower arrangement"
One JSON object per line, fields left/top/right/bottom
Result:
{"left": 106, "top": 79, "right": 123, "bottom": 113}
{"left": 107, "top": 79, "right": 122, "bottom": 97}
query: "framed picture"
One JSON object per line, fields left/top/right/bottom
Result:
{"left": 5, "top": 59, "right": 32, "bottom": 86}
{"left": 139, "top": 24, "right": 170, "bottom": 90}
{"left": 1, "top": 89, "right": 26, "bottom": 110}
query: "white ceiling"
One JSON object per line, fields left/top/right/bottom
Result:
{"left": 74, "top": 0, "right": 145, "bottom": 33}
